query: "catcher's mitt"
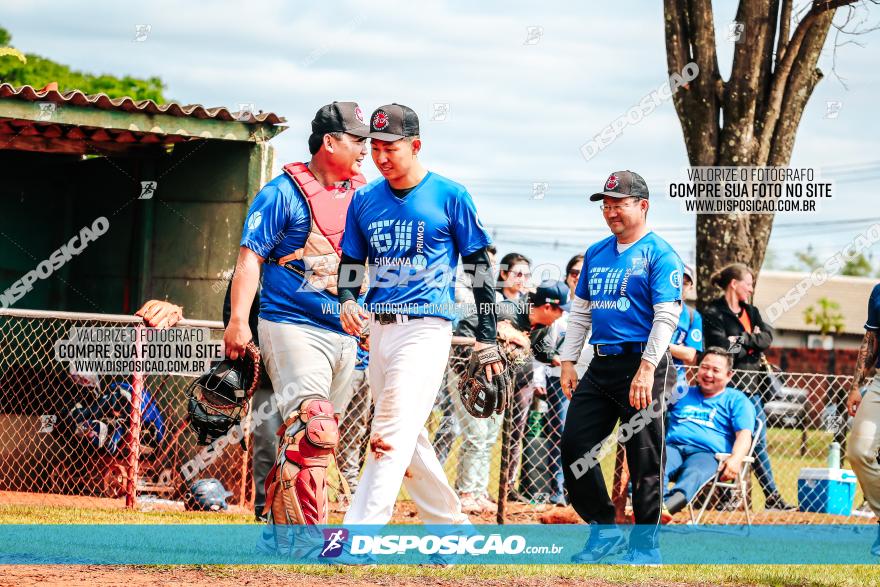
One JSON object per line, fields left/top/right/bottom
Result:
{"left": 135, "top": 299, "right": 184, "bottom": 329}
{"left": 458, "top": 324, "right": 530, "bottom": 419}
{"left": 185, "top": 341, "right": 261, "bottom": 445}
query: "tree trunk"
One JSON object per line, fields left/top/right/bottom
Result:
{"left": 664, "top": 0, "right": 849, "bottom": 310}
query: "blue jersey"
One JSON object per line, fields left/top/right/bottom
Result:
{"left": 239, "top": 171, "right": 346, "bottom": 335}
{"left": 672, "top": 306, "right": 703, "bottom": 375}
{"left": 865, "top": 283, "right": 880, "bottom": 368}
{"left": 574, "top": 232, "right": 683, "bottom": 345}
{"left": 341, "top": 172, "right": 492, "bottom": 320}
{"left": 666, "top": 385, "right": 756, "bottom": 455}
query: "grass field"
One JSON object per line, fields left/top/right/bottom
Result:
{"left": 1, "top": 503, "right": 878, "bottom": 587}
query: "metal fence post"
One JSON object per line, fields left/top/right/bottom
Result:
{"left": 126, "top": 324, "right": 144, "bottom": 509}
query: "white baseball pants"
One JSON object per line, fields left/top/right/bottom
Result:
{"left": 257, "top": 319, "right": 356, "bottom": 429}
{"left": 343, "top": 316, "right": 469, "bottom": 525}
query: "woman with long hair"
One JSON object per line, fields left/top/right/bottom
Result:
{"left": 702, "top": 263, "right": 795, "bottom": 511}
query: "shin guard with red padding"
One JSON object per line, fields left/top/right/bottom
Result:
{"left": 263, "top": 399, "right": 338, "bottom": 525}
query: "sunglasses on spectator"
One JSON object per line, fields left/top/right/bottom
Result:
{"left": 568, "top": 269, "right": 581, "bottom": 278}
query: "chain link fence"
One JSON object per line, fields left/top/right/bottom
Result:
{"left": 0, "top": 309, "right": 251, "bottom": 510}
{"left": 1, "top": 310, "right": 874, "bottom": 525}
{"left": 339, "top": 342, "right": 875, "bottom": 525}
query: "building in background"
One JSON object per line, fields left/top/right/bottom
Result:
{"left": 753, "top": 270, "right": 876, "bottom": 350}
{"left": 0, "top": 83, "right": 285, "bottom": 319}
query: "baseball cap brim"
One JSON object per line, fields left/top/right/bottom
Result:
{"left": 589, "top": 191, "right": 637, "bottom": 202}
{"left": 369, "top": 131, "right": 407, "bottom": 141}
{"left": 346, "top": 124, "right": 371, "bottom": 138}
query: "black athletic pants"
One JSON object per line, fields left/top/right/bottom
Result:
{"left": 561, "top": 351, "right": 676, "bottom": 547}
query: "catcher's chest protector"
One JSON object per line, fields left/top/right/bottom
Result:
{"left": 263, "top": 398, "right": 343, "bottom": 525}
{"left": 276, "top": 162, "right": 366, "bottom": 295}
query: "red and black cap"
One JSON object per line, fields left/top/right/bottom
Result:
{"left": 589, "top": 170, "right": 650, "bottom": 201}
{"left": 311, "top": 101, "right": 370, "bottom": 138}
{"left": 368, "top": 103, "right": 420, "bottom": 141}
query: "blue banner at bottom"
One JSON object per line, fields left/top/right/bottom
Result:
{"left": 0, "top": 524, "right": 877, "bottom": 565}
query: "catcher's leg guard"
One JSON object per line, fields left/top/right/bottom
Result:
{"left": 263, "top": 398, "right": 339, "bottom": 525}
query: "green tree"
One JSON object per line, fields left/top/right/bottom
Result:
{"left": 841, "top": 252, "right": 874, "bottom": 277}
{"left": 786, "top": 245, "right": 820, "bottom": 272}
{"left": 0, "top": 26, "right": 166, "bottom": 102}
{"left": 803, "top": 297, "right": 845, "bottom": 336}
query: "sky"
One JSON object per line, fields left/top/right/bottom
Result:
{"left": 3, "top": 0, "right": 879, "bottom": 271}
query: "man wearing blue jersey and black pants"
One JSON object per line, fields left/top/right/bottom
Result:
{"left": 560, "top": 171, "right": 682, "bottom": 564}
{"left": 336, "top": 103, "right": 501, "bottom": 526}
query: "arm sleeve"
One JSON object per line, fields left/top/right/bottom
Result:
{"left": 337, "top": 253, "right": 366, "bottom": 306}
{"left": 641, "top": 301, "right": 683, "bottom": 366}
{"left": 560, "top": 295, "right": 592, "bottom": 362}
{"left": 461, "top": 247, "right": 496, "bottom": 344}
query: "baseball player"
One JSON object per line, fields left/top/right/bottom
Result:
{"left": 223, "top": 101, "right": 370, "bottom": 531}
{"left": 559, "top": 170, "right": 682, "bottom": 564}
{"left": 336, "top": 103, "right": 501, "bottom": 526}
{"left": 846, "top": 282, "right": 880, "bottom": 557}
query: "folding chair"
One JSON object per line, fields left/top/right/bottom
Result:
{"left": 687, "top": 418, "right": 763, "bottom": 526}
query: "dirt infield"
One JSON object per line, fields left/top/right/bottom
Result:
{"left": 0, "top": 566, "right": 652, "bottom": 587}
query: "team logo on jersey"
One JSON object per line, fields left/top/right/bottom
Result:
{"left": 669, "top": 269, "right": 682, "bottom": 289}
{"left": 692, "top": 329, "right": 702, "bottom": 343}
{"left": 372, "top": 110, "right": 390, "bottom": 130}
{"left": 630, "top": 257, "right": 647, "bottom": 276}
{"left": 616, "top": 297, "right": 631, "bottom": 311}
{"left": 246, "top": 211, "right": 262, "bottom": 230}
{"left": 368, "top": 219, "right": 413, "bottom": 254}
{"left": 355, "top": 106, "right": 364, "bottom": 123}
{"left": 411, "top": 254, "right": 428, "bottom": 268}
{"left": 605, "top": 174, "right": 619, "bottom": 191}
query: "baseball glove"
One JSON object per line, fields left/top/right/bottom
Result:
{"left": 136, "top": 299, "right": 184, "bottom": 329}
{"left": 458, "top": 323, "right": 530, "bottom": 419}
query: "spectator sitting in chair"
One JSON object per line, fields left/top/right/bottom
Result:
{"left": 661, "top": 347, "right": 756, "bottom": 523}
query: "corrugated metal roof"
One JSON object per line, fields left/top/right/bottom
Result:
{"left": 0, "top": 83, "right": 285, "bottom": 125}
{"left": 753, "top": 270, "right": 877, "bottom": 335}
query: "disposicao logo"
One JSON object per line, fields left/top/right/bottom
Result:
{"left": 319, "top": 528, "right": 348, "bottom": 558}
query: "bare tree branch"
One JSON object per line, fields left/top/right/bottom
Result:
{"left": 756, "top": 0, "right": 857, "bottom": 163}
{"left": 777, "top": 0, "right": 794, "bottom": 65}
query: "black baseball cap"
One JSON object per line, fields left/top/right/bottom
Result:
{"left": 530, "top": 280, "right": 569, "bottom": 308}
{"left": 311, "top": 101, "right": 370, "bottom": 138}
{"left": 589, "top": 170, "right": 650, "bottom": 201}
{"left": 368, "top": 103, "right": 420, "bottom": 141}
